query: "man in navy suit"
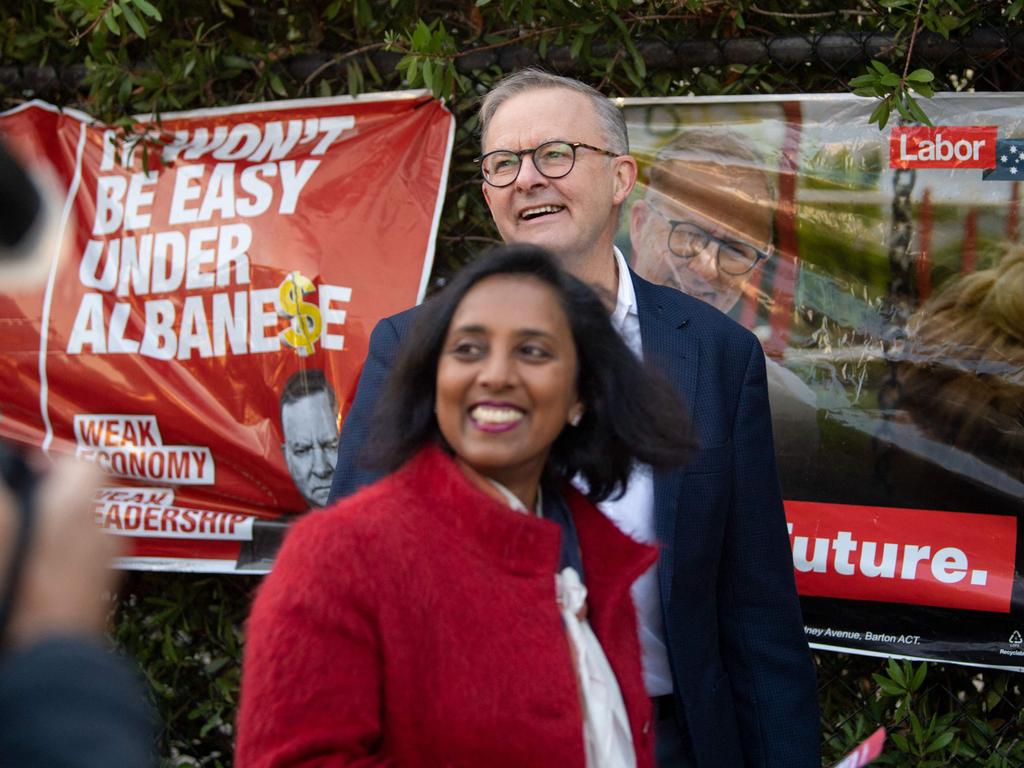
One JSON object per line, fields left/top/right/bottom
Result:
{"left": 328, "top": 70, "right": 819, "bottom": 767}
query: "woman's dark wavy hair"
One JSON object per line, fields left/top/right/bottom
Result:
{"left": 363, "top": 243, "right": 694, "bottom": 502}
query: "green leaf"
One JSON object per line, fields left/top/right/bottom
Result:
{"left": 910, "top": 661, "right": 928, "bottom": 691}
{"left": 325, "top": 0, "right": 342, "bottom": 20}
{"left": 357, "top": 0, "right": 374, "bottom": 27}
{"left": 622, "top": 58, "right": 643, "bottom": 90}
{"left": 131, "top": 0, "right": 162, "bottom": 21}
{"left": 122, "top": 0, "right": 146, "bottom": 35}
{"left": 222, "top": 54, "right": 250, "bottom": 69}
{"left": 118, "top": 73, "right": 133, "bottom": 102}
{"left": 364, "top": 55, "right": 382, "bottom": 86}
{"left": 888, "top": 658, "right": 907, "bottom": 686}
{"left": 907, "top": 68, "right": 935, "bottom": 83}
{"left": 570, "top": 32, "right": 585, "bottom": 60}
{"left": 872, "top": 671, "right": 903, "bottom": 695}
{"left": 906, "top": 95, "right": 933, "bottom": 126}
{"left": 871, "top": 59, "right": 892, "bottom": 75}
{"left": 422, "top": 60, "right": 435, "bottom": 93}
{"left": 849, "top": 74, "right": 879, "bottom": 88}
{"left": 103, "top": 8, "right": 121, "bottom": 35}
{"left": 346, "top": 62, "right": 360, "bottom": 95}
{"left": 161, "top": 631, "right": 177, "bottom": 663}
{"left": 444, "top": 64, "right": 457, "bottom": 99}
{"left": 891, "top": 731, "right": 911, "bottom": 753}
{"left": 318, "top": 79, "right": 331, "bottom": 97}
{"left": 880, "top": 72, "right": 900, "bottom": 87}
{"left": 626, "top": 38, "right": 645, "bottom": 79}
{"left": 894, "top": 94, "right": 914, "bottom": 121}
{"left": 926, "top": 728, "right": 955, "bottom": 753}
{"left": 910, "top": 710, "right": 924, "bottom": 744}
{"left": 911, "top": 82, "right": 935, "bottom": 98}
{"left": 269, "top": 73, "right": 287, "bottom": 97}
{"left": 411, "top": 20, "right": 431, "bottom": 50}
{"left": 199, "top": 714, "right": 223, "bottom": 737}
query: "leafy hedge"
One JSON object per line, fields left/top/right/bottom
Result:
{"left": 113, "top": 574, "right": 256, "bottom": 766}
{"left": 4, "top": 1, "right": 1024, "bottom": 765}
{"left": 112, "top": 574, "right": 1024, "bottom": 767}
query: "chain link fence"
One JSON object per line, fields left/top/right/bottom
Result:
{"left": 817, "top": 651, "right": 1024, "bottom": 765}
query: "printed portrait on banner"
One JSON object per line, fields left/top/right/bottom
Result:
{"left": 619, "top": 94, "right": 1024, "bottom": 669}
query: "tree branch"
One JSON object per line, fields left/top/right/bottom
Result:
{"left": 302, "top": 42, "right": 388, "bottom": 86}
{"left": 902, "top": 0, "right": 928, "bottom": 80}
{"left": 70, "top": 0, "right": 118, "bottom": 45}
{"left": 749, "top": 4, "right": 870, "bottom": 19}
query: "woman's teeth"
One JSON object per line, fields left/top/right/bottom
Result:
{"left": 471, "top": 405, "right": 523, "bottom": 424}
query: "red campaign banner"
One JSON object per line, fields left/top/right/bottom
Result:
{"left": 0, "top": 94, "right": 454, "bottom": 573}
{"left": 889, "top": 125, "right": 998, "bottom": 169}
{"left": 786, "top": 501, "right": 1017, "bottom": 613}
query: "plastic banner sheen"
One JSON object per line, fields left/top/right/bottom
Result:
{"left": 620, "top": 93, "right": 1024, "bottom": 671}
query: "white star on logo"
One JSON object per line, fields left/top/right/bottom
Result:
{"left": 1012, "top": 145, "right": 1020, "bottom": 154}
{"left": 1002, "top": 155, "right": 1010, "bottom": 163}
{"left": 1012, "top": 167, "right": 1019, "bottom": 175}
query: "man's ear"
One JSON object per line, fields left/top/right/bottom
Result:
{"left": 612, "top": 155, "right": 638, "bottom": 206}
{"left": 482, "top": 181, "right": 494, "bottom": 213}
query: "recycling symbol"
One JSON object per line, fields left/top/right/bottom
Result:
{"left": 1010, "top": 631, "right": 1022, "bottom": 644}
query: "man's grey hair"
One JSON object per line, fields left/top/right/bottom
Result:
{"left": 478, "top": 68, "right": 629, "bottom": 155}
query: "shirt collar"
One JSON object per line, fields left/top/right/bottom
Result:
{"left": 609, "top": 245, "right": 638, "bottom": 334}
{"left": 486, "top": 478, "right": 543, "bottom": 517}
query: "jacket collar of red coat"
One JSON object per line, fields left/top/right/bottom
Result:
{"left": 395, "top": 444, "right": 657, "bottom": 591}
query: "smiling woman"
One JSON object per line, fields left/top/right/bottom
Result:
{"left": 433, "top": 273, "right": 582, "bottom": 510}
{"left": 237, "top": 244, "right": 694, "bottom": 768}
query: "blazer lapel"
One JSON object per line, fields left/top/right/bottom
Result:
{"left": 631, "top": 269, "right": 697, "bottom": 606}
{"left": 632, "top": 271, "right": 696, "bottom": 419}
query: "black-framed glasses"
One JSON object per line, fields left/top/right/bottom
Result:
{"left": 475, "top": 140, "right": 620, "bottom": 187}
{"left": 650, "top": 206, "right": 768, "bottom": 276}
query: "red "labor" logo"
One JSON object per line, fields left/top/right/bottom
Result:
{"left": 889, "top": 126, "right": 998, "bottom": 169}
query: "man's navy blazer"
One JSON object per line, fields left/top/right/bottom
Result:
{"left": 328, "top": 269, "right": 820, "bottom": 767}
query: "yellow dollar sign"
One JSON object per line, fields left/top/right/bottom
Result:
{"left": 278, "top": 271, "right": 322, "bottom": 357}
